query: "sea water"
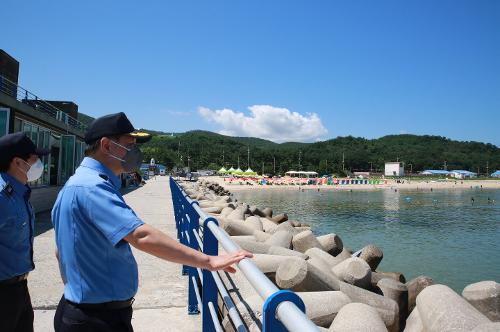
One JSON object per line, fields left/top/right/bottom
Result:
{"left": 234, "top": 187, "right": 500, "bottom": 292}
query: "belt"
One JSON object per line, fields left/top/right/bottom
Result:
{"left": 66, "top": 298, "right": 135, "bottom": 310}
{"left": 0, "top": 273, "right": 29, "bottom": 286}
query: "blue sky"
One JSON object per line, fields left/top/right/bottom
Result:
{"left": 3, "top": 1, "right": 500, "bottom": 145}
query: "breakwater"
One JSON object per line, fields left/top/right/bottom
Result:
{"left": 179, "top": 179, "right": 499, "bottom": 331}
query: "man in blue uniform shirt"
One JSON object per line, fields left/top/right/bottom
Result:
{"left": 52, "top": 112, "right": 251, "bottom": 332}
{"left": 0, "top": 132, "right": 50, "bottom": 332}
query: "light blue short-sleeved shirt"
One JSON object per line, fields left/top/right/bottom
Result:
{"left": 51, "top": 157, "right": 144, "bottom": 303}
{"left": 0, "top": 173, "right": 35, "bottom": 280}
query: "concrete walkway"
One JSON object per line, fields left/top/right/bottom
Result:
{"left": 31, "top": 176, "right": 201, "bottom": 331}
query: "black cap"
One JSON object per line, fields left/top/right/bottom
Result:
{"left": 84, "top": 112, "right": 152, "bottom": 144}
{"left": 0, "top": 132, "right": 50, "bottom": 164}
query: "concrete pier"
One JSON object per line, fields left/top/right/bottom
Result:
{"left": 31, "top": 176, "right": 200, "bottom": 331}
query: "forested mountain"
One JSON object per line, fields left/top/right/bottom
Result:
{"left": 138, "top": 130, "right": 500, "bottom": 176}
{"left": 77, "top": 113, "right": 499, "bottom": 175}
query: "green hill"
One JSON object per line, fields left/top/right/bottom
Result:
{"left": 77, "top": 113, "right": 499, "bottom": 175}
{"left": 140, "top": 131, "right": 500, "bottom": 175}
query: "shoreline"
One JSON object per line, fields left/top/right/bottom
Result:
{"left": 201, "top": 176, "right": 500, "bottom": 192}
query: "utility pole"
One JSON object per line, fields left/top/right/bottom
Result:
{"left": 369, "top": 162, "right": 373, "bottom": 173}
{"left": 247, "top": 146, "right": 250, "bottom": 169}
{"left": 222, "top": 148, "right": 225, "bottom": 166}
{"left": 273, "top": 156, "right": 276, "bottom": 174}
{"left": 486, "top": 161, "right": 489, "bottom": 176}
{"left": 299, "top": 151, "right": 302, "bottom": 171}
{"left": 444, "top": 160, "right": 447, "bottom": 171}
{"left": 342, "top": 152, "right": 345, "bottom": 171}
{"left": 262, "top": 161, "right": 264, "bottom": 175}
{"left": 237, "top": 155, "right": 240, "bottom": 169}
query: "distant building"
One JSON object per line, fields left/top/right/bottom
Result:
{"left": 1, "top": 49, "right": 87, "bottom": 212}
{"left": 1, "top": 49, "right": 86, "bottom": 187}
{"left": 384, "top": 162, "right": 404, "bottom": 176}
{"left": 353, "top": 171, "right": 371, "bottom": 178}
{"left": 420, "top": 170, "right": 451, "bottom": 176}
{"left": 449, "top": 170, "right": 477, "bottom": 179}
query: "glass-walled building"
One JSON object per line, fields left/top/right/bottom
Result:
{"left": 0, "top": 49, "right": 86, "bottom": 187}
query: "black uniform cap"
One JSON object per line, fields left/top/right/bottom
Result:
{"left": 84, "top": 112, "right": 151, "bottom": 144}
{"left": 0, "top": 132, "right": 50, "bottom": 164}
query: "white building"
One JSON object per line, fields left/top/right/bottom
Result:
{"left": 385, "top": 162, "right": 404, "bottom": 176}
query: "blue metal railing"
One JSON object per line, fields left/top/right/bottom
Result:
{"left": 170, "top": 177, "right": 320, "bottom": 332}
{"left": 0, "top": 75, "right": 86, "bottom": 131}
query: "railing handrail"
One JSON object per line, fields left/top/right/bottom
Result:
{"left": 0, "top": 74, "right": 87, "bottom": 131}
{"left": 170, "top": 177, "right": 320, "bottom": 332}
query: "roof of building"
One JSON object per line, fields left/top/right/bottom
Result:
{"left": 420, "top": 170, "right": 451, "bottom": 175}
{"left": 450, "top": 170, "right": 477, "bottom": 175}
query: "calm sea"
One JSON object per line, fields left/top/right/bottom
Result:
{"left": 234, "top": 188, "right": 500, "bottom": 292}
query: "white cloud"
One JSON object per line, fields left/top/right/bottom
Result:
{"left": 198, "top": 105, "right": 328, "bottom": 143}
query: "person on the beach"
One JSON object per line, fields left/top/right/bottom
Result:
{"left": 51, "top": 113, "right": 251, "bottom": 332}
{"left": 0, "top": 132, "right": 50, "bottom": 332}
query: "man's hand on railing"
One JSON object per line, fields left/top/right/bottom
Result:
{"left": 207, "top": 250, "right": 253, "bottom": 273}
{"left": 125, "top": 224, "right": 252, "bottom": 273}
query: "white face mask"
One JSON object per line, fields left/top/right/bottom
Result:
{"left": 20, "top": 158, "right": 44, "bottom": 182}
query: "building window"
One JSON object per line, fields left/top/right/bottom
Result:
{"left": 15, "top": 118, "right": 51, "bottom": 186}
{"left": 59, "top": 135, "right": 76, "bottom": 184}
{"left": 0, "top": 108, "right": 10, "bottom": 137}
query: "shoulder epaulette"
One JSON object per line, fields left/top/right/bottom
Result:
{"left": 1, "top": 182, "right": 13, "bottom": 196}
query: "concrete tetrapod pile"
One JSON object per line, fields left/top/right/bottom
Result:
{"left": 180, "top": 180, "right": 500, "bottom": 332}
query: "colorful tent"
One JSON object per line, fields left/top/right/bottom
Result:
{"left": 243, "top": 168, "right": 257, "bottom": 176}
{"left": 217, "top": 167, "right": 227, "bottom": 174}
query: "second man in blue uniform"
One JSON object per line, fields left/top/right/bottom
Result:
{"left": 52, "top": 112, "right": 251, "bottom": 332}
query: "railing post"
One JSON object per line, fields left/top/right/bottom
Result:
{"left": 180, "top": 201, "right": 189, "bottom": 275}
{"left": 187, "top": 201, "right": 201, "bottom": 315}
{"left": 202, "top": 217, "right": 219, "bottom": 332}
{"left": 262, "top": 290, "right": 306, "bottom": 332}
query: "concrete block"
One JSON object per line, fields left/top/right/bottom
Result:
{"left": 416, "top": 284, "right": 490, "bottom": 332}
{"left": 268, "top": 213, "right": 288, "bottom": 224}
{"left": 359, "top": 244, "right": 384, "bottom": 271}
{"left": 252, "top": 254, "right": 305, "bottom": 283}
{"left": 462, "top": 281, "right": 500, "bottom": 322}
{"left": 267, "top": 246, "right": 309, "bottom": 259}
{"left": 253, "top": 230, "right": 271, "bottom": 242}
{"left": 406, "top": 276, "right": 433, "bottom": 313}
{"left": 220, "top": 206, "right": 235, "bottom": 218}
{"left": 471, "top": 322, "right": 500, "bottom": 332}
{"left": 403, "top": 307, "right": 424, "bottom": 332}
{"left": 232, "top": 238, "right": 271, "bottom": 254}
{"left": 339, "top": 282, "right": 400, "bottom": 332}
{"left": 245, "top": 216, "right": 264, "bottom": 232}
{"left": 262, "top": 207, "right": 273, "bottom": 217}
{"left": 223, "top": 220, "right": 256, "bottom": 236}
{"left": 317, "top": 233, "right": 343, "bottom": 256}
{"left": 276, "top": 257, "right": 340, "bottom": 291}
{"left": 332, "top": 257, "right": 372, "bottom": 289}
{"left": 329, "top": 302, "right": 388, "bottom": 332}
{"left": 264, "top": 230, "right": 293, "bottom": 249}
{"left": 292, "top": 230, "right": 323, "bottom": 253}
{"left": 306, "top": 247, "right": 346, "bottom": 273}
{"left": 378, "top": 278, "right": 408, "bottom": 329}
{"left": 261, "top": 217, "right": 278, "bottom": 233}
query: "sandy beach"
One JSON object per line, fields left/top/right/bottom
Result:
{"left": 201, "top": 176, "right": 500, "bottom": 192}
